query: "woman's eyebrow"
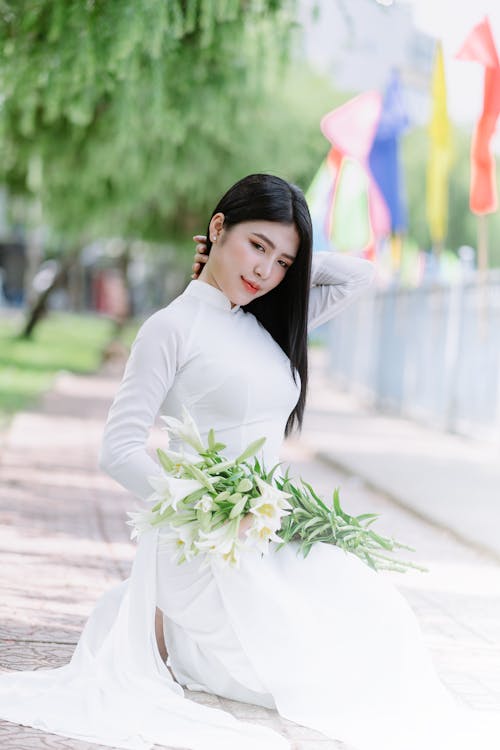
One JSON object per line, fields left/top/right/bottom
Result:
{"left": 253, "top": 232, "right": 296, "bottom": 261}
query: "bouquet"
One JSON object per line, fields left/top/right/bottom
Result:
{"left": 127, "top": 407, "right": 426, "bottom": 573}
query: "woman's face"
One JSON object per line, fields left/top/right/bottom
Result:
{"left": 199, "top": 214, "right": 299, "bottom": 307}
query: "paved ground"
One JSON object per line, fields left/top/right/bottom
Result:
{"left": 0, "top": 352, "right": 499, "bottom": 749}
{"left": 304, "top": 350, "right": 500, "bottom": 562}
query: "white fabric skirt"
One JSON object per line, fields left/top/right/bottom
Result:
{"left": 0, "top": 529, "right": 498, "bottom": 750}
{"left": 158, "top": 534, "right": 500, "bottom": 750}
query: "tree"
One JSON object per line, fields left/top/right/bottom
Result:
{"left": 0, "top": 1, "right": 343, "bottom": 337}
{"left": 0, "top": 1, "right": 301, "bottom": 239}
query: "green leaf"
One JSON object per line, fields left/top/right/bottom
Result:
{"left": 301, "top": 517, "right": 321, "bottom": 532}
{"left": 367, "top": 531, "right": 393, "bottom": 550}
{"left": 157, "top": 448, "right": 175, "bottom": 473}
{"left": 196, "top": 508, "right": 212, "bottom": 531}
{"left": 206, "top": 460, "right": 235, "bottom": 474}
{"left": 300, "top": 479, "right": 330, "bottom": 512}
{"left": 307, "top": 524, "right": 333, "bottom": 541}
{"left": 234, "top": 437, "right": 266, "bottom": 464}
{"left": 266, "top": 461, "right": 284, "bottom": 481}
{"left": 183, "top": 487, "right": 208, "bottom": 504}
{"left": 184, "top": 463, "right": 214, "bottom": 490}
{"left": 215, "top": 490, "right": 231, "bottom": 503}
{"left": 356, "top": 512, "right": 379, "bottom": 522}
{"left": 208, "top": 428, "right": 216, "bottom": 451}
{"left": 332, "top": 488, "right": 351, "bottom": 522}
{"left": 229, "top": 495, "right": 248, "bottom": 518}
{"left": 236, "top": 477, "right": 253, "bottom": 493}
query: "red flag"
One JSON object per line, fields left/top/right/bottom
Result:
{"left": 456, "top": 17, "right": 500, "bottom": 214}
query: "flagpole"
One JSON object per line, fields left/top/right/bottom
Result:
{"left": 477, "top": 213, "right": 488, "bottom": 276}
{"left": 390, "top": 233, "right": 402, "bottom": 271}
{"left": 476, "top": 213, "right": 489, "bottom": 338}
{"left": 433, "top": 240, "right": 443, "bottom": 261}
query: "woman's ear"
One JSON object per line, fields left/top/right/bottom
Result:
{"left": 209, "top": 212, "right": 225, "bottom": 242}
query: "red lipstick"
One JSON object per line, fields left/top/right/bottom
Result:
{"left": 241, "top": 277, "right": 260, "bottom": 294}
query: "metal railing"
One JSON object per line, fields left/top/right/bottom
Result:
{"left": 326, "top": 271, "right": 500, "bottom": 442}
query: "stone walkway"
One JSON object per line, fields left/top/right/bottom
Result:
{"left": 0, "top": 356, "right": 499, "bottom": 749}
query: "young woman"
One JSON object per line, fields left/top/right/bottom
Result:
{"left": 0, "top": 174, "right": 494, "bottom": 750}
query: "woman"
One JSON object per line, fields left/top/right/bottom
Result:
{"left": 0, "top": 174, "right": 493, "bottom": 750}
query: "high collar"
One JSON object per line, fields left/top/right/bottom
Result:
{"left": 183, "top": 279, "right": 241, "bottom": 314}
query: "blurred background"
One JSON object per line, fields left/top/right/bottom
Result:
{"left": 1, "top": 0, "right": 500, "bottom": 447}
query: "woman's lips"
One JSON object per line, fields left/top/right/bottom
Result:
{"left": 241, "top": 277, "right": 260, "bottom": 294}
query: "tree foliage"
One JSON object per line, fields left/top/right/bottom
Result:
{"left": 0, "top": 0, "right": 338, "bottom": 243}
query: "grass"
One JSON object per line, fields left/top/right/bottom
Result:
{"left": 0, "top": 311, "right": 117, "bottom": 426}
{"left": 120, "top": 317, "right": 141, "bottom": 348}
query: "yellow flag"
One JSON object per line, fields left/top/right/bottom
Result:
{"left": 427, "top": 42, "right": 453, "bottom": 245}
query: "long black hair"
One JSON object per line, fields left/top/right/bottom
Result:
{"left": 204, "top": 173, "right": 312, "bottom": 437}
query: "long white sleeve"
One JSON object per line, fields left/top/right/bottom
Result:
{"left": 98, "top": 308, "right": 186, "bottom": 501}
{"left": 308, "top": 251, "right": 376, "bottom": 331}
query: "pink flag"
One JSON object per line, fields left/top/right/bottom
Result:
{"left": 321, "top": 91, "right": 390, "bottom": 237}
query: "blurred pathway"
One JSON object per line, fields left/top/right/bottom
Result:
{"left": 304, "top": 349, "right": 500, "bottom": 561}
{"left": 0, "top": 354, "right": 499, "bottom": 749}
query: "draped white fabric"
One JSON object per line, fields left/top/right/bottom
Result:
{"left": 1, "top": 257, "right": 498, "bottom": 749}
{"left": 0, "top": 527, "right": 288, "bottom": 749}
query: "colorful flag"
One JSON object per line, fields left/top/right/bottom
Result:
{"left": 321, "top": 91, "right": 390, "bottom": 244}
{"left": 330, "top": 157, "right": 371, "bottom": 253}
{"left": 427, "top": 42, "right": 453, "bottom": 244}
{"left": 369, "top": 69, "right": 409, "bottom": 233}
{"left": 456, "top": 17, "right": 500, "bottom": 214}
{"left": 305, "top": 148, "right": 342, "bottom": 251}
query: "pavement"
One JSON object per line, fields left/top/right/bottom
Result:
{"left": 304, "top": 348, "right": 500, "bottom": 563}
{"left": 0, "top": 348, "right": 499, "bottom": 749}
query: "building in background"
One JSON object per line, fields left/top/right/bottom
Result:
{"left": 298, "top": 0, "right": 435, "bottom": 125}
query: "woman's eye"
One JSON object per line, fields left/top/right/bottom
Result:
{"left": 251, "top": 241, "right": 265, "bottom": 252}
{"left": 278, "top": 260, "right": 289, "bottom": 269}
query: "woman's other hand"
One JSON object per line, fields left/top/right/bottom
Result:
{"left": 238, "top": 512, "right": 254, "bottom": 541}
{"left": 191, "top": 235, "right": 209, "bottom": 279}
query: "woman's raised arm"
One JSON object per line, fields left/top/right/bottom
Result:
{"left": 98, "top": 309, "right": 184, "bottom": 502}
{"left": 308, "top": 251, "right": 376, "bottom": 331}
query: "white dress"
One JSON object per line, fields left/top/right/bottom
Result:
{"left": 0, "top": 253, "right": 496, "bottom": 750}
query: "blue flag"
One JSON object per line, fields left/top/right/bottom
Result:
{"left": 369, "top": 69, "right": 409, "bottom": 232}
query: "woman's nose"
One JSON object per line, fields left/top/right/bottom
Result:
{"left": 255, "top": 259, "right": 273, "bottom": 279}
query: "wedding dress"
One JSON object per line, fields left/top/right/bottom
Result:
{"left": 0, "top": 252, "right": 497, "bottom": 750}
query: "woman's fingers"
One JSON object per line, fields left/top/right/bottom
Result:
{"left": 192, "top": 235, "right": 208, "bottom": 279}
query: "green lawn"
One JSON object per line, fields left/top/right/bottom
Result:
{"left": 0, "top": 312, "right": 117, "bottom": 425}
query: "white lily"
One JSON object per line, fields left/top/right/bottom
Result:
{"left": 253, "top": 475, "right": 293, "bottom": 510}
{"left": 195, "top": 517, "right": 239, "bottom": 555}
{"left": 249, "top": 475, "right": 292, "bottom": 530}
{"left": 125, "top": 509, "right": 157, "bottom": 540}
{"left": 163, "top": 447, "right": 198, "bottom": 476}
{"left": 194, "top": 494, "right": 215, "bottom": 512}
{"left": 146, "top": 474, "right": 203, "bottom": 513}
{"left": 196, "top": 518, "right": 243, "bottom": 569}
{"left": 245, "top": 519, "right": 282, "bottom": 555}
{"left": 160, "top": 405, "right": 205, "bottom": 454}
{"left": 159, "top": 521, "right": 199, "bottom": 564}
{"left": 220, "top": 540, "right": 242, "bottom": 568}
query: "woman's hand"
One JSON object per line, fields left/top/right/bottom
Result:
{"left": 191, "top": 235, "right": 209, "bottom": 279}
{"left": 238, "top": 512, "right": 254, "bottom": 541}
